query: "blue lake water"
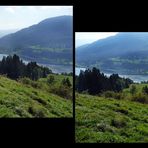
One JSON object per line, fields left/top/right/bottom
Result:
{"left": 76, "top": 67, "right": 148, "bottom": 83}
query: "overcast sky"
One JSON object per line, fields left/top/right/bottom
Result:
{"left": 0, "top": 6, "right": 73, "bottom": 30}
{"left": 76, "top": 32, "right": 118, "bottom": 48}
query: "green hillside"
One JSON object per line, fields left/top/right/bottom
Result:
{"left": 0, "top": 74, "right": 72, "bottom": 118}
{"left": 76, "top": 89, "right": 148, "bottom": 143}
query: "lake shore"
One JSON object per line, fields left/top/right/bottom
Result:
{"left": 76, "top": 67, "right": 148, "bottom": 83}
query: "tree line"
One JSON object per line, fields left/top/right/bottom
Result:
{"left": 75, "top": 67, "right": 133, "bottom": 95}
{"left": 0, "top": 54, "right": 52, "bottom": 80}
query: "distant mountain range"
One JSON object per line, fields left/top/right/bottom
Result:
{"left": 76, "top": 33, "right": 148, "bottom": 75}
{"left": 0, "top": 15, "right": 73, "bottom": 65}
{"left": 0, "top": 29, "right": 19, "bottom": 38}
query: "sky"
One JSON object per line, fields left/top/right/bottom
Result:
{"left": 76, "top": 32, "right": 118, "bottom": 48}
{"left": 0, "top": 6, "right": 73, "bottom": 30}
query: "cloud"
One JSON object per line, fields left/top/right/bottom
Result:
{"left": 5, "top": 7, "right": 15, "bottom": 13}
{"left": 76, "top": 32, "right": 118, "bottom": 47}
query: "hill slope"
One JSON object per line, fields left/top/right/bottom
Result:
{"left": 76, "top": 33, "right": 148, "bottom": 74}
{"left": 0, "top": 15, "right": 73, "bottom": 65}
{"left": 0, "top": 74, "right": 72, "bottom": 117}
{"left": 76, "top": 93, "right": 148, "bottom": 143}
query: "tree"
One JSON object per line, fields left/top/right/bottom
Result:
{"left": 62, "top": 78, "right": 72, "bottom": 87}
{"left": 47, "top": 75, "right": 55, "bottom": 84}
{"left": 0, "top": 54, "right": 52, "bottom": 81}
{"left": 130, "top": 85, "right": 136, "bottom": 95}
{"left": 75, "top": 67, "right": 133, "bottom": 95}
{"left": 142, "top": 86, "right": 148, "bottom": 95}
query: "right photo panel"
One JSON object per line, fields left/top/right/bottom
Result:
{"left": 75, "top": 32, "right": 148, "bottom": 143}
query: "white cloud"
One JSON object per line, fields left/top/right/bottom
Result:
{"left": 5, "top": 7, "right": 15, "bottom": 13}
{"left": 76, "top": 32, "right": 118, "bottom": 47}
{"left": 0, "top": 6, "right": 72, "bottom": 30}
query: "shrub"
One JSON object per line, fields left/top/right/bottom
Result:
{"left": 19, "top": 77, "right": 31, "bottom": 85}
{"left": 62, "top": 78, "right": 72, "bottom": 88}
{"left": 131, "top": 93, "right": 148, "bottom": 104}
{"left": 130, "top": 85, "right": 136, "bottom": 95}
{"left": 28, "top": 106, "right": 47, "bottom": 118}
{"left": 97, "top": 123, "right": 115, "bottom": 133}
{"left": 81, "top": 90, "right": 89, "bottom": 95}
{"left": 114, "top": 92, "right": 124, "bottom": 100}
{"left": 111, "top": 116, "right": 127, "bottom": 128}
{"left": 142, "top": 86, "right": 148, "bottom": 95}
{"left": 102, "top": 91, "right": 124, "bottom": 100}
{"left": 33, "top": 98, "right": 47, "bottom": 105}
{"left": 47, "top": 75, "right": 55, "bottom": 85}
{"left": 31, "top": 81, "right": 40, "bottom": 88}
{"left": 103, "top": 91, "right": 115, "bottom": 98}
{"left": 51, "top": 85, "right": 72, "bottom": 99}
{"left": 115, "top": 108, "right": 128, "bottom": 115}
{"left": 19, "top": 77, "right": 42, "bottom": 89}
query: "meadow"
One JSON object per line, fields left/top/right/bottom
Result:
{"left": 75, "top": 84, "right": 148, "bottom": 143}
{"left": 0, "top": 74, "right": 72, "bottom": 118}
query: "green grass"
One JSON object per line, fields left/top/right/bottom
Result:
{"left": 0, "top": 74, "right": 72, "bottom": 118}
{"left": 75, "top": 92, "right": 148, "bottom": 143}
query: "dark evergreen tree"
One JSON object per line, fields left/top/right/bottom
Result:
{"left": 0, "top": 54, "right": 52, "bottom": 80}
{"left": 75, "top": 67, "right": 133, "bottom": 95}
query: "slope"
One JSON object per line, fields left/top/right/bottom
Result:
{"left": 76, "top": 93, "right": 148, "bottom": 143}
{"left": 0, "top": 74, "right": 72, "bottom": 118}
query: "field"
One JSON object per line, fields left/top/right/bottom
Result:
{"left": 0, "top": 74, "right": 72, "bottom": 118}
{"left": 75, "top": 84, "right": 148, "bottom": 143}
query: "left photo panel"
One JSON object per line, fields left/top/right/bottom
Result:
{"left": 0, "top": 6, "right": 73, "bottom": 118}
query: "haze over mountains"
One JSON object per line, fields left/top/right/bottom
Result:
{"left": 76, "top": 32, "right": 148, "bottom": 75}
{"left": 0, "top": 29, "right": 19, "bottom": 38}
{"left": 0, "top": 15, "right": 72, "bottom": 66}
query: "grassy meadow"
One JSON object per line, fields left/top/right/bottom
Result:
{"left": 75, "top": 84, "right": 148, "bottom": 143}
{"left": 0, "top": 74, "right": 72, "bottom": 118}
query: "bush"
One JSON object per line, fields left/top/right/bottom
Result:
{"left": 28, "top": 106, "right": 47, "bottom": 118}
{"left": 62, "top": 78, "right": 72, "bottom": 88}
{"left": 131, "top": 93, "right": 148, "bottom": 104}
{"left": 103, "top": 91, "right": 124, "bottom": 100}
{"left": 97, "top": 123, "right": 115, "bottom": 133}
{"left": 19, "top": 77, "right": 42, "bottom": 89}
{"left": 103, "top": 91, "right": 115, "bottom": 98}
{"left": 33, "top": 98, "right": 47, "bottom": 105}
{"left": 142, "top": 86, "right": 148, "bottom": 95}
{"left": 111, "top": 116, "right": 127, "bottom": 128}
{"left": 114, "top": 92, "right": 124, "bottom": 100}
{"left": 130, "top": 85, "right": 136, "bottom": 95}
{"left": 51, "top": 85, "right": 72, "bottom": 100}
{"left": 31, "top": 81, "right": 41, "bottom": 88}
{"left": 19, "top": 77, "right": 31, "bottom": 85}
{"left": 47, "top": 75, "right": 55, "bottom": 85}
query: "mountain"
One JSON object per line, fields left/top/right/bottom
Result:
{"left": 76, "top": 32, "right": 148, "bottom": 75}
{"left": 0, "top": 15, "right": 73, "bottom": 65}
{"left": 0, "top": 29, "right": 19, "bottom": 38}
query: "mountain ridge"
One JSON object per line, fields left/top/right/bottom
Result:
{"left": 76, "top": 33, "right": 148, "bottom": 75}
{"left": 0, "top": 15, "right": 73, "bottom": 66}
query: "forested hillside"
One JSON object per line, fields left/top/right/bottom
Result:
{"left": 0, "top": 15, "right": 73, "bottom": 65}
{"left": 0, "top": 55, "right": 72, "bottom": 117}
{"left": 76, "top": 33, "right": 148, "bottom": 74}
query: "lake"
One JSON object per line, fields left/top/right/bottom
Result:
{"left": 76, "top": 67, "right": 148, "bottom": 83}
{"left": 0, "top": 54, "right": 72, "bottom": 74}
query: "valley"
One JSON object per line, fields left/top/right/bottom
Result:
{"left": 0, "top": 15, "right": 73, "bottom": 68}
{"left": 76, "top": 33, "right": 148, "bottom": 75}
